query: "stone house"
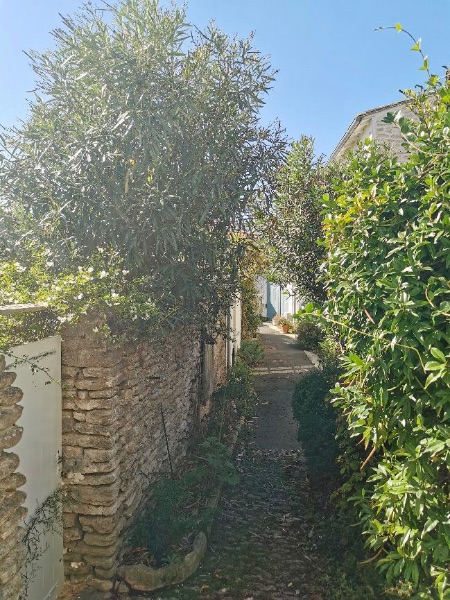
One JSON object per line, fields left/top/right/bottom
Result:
{"left": 329, "top": 98, "right": 415, "bottom": 162}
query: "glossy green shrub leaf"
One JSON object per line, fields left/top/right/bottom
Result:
{"left": 323, "top": 71, "right": 450, "bottom": 597}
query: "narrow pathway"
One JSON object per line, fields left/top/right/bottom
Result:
{"left": 252, "top": 324, "right": 315, "bottom": 450}
{"left": 153, "top": 325, "right": 325, "bottom": 600}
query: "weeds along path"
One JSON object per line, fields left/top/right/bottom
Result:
{"left": 152, "top": 325, "right": 325, "bottom": 600}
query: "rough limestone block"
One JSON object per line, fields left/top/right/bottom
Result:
{"left": 75, "top": 379, "right": 113, "bottom": 391}
{"left": 74, "top": 397, "right": 116, "bottom": 411}
{"left": 0, "top": 544, "right": 27, "bottom": 584}
{"left": 83, "top": 518, "right": 125, "bottom": 548}
{"left": 68, "top": 499, "right": 121, "bottom": 517}
{"left": 63, "top": 527, "right": 83, "bottom": 543}
{"left": 0, "top": 426, "right": 23, "bottom": 450}
{"left": 83, "top": 449, "right": 114, "bottom": 464}
{"left": 79, "top": 514, "right": 120, "bottom": 535}
{"left": 64, "top": 560, "right": 92, "bottom": 576}
{"left": 74, "top": 421, "right": 118, "bottom": 437}
{"left": 74, "top": 481, "right": 120, "bottom": 506}
{"left": 84, "top": 577, "right": 114, "bottom": 592}
{"left": 0, "top": 372, "right": 17, "bottom": 391}
{"left": 94, "top": 564, "right": 118, "bottom": 580}
{"left": 0, "top": 572, "right": 23, "bottom": 600}
{"left": 62, "top": 513, "right": 78, "bottom": 528}
{"left": 87, "top": 389, "right": 117, "bottom": 399}
{"left": 2, "top": 472, "right": 26, "bottom": 492}
{"left": 63, "top": 433, "right": 116, "bottom": 450}
{"left": 0, "top": 506, "right": 26, "bottom": 541}
{"left": 75, "top": 471, "right": 119, "bottom": 487}
{"left": 62, "top": 347, "right": 122, "bottom": 369}
{"left": 0, "top": 529, "right": 21, "bottom": 561}
{"left": 118, "top": 532, "right": 207, "bottom": 592}
{"left": 72, "top": 540, "right": 118, "bottom": 558}
{"left": 74, "top": 410, "right": 109, "bottom": 424}
{"left": 0, "top": 387, "right": 23, "bottom": 407}
{"left": 62, "top": 412, "right": 75, "bottom": 433}
{"left": 0, "top": 452, "right": 20, "bottom": 481}
{"left": 82, "top": 459, "right": 119, "bottom": 475}
{"left": 83, "top": 553, "right": 118, "bottom": 570}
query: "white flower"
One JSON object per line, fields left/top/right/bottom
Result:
{"left": 99, "top": 270, "right": 107, "bottom": 279}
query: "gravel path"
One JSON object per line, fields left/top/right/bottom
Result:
{"left": 151, "top": 325, "right": 325, "bottom": 600}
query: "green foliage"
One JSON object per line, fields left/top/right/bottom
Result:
{"left": 292, "top": 363, "right": 340, "bottom": 474}
{"left": 239, "top": 238, "right": 267, "bottom": 339}
{"left": 241, "top": 277, "right": 263, "bottom": 339}
{"left": 257, "top": 136, "right": 339, "bottom": 302}
{"left": 213, "top": 360, "right": 255, "bottom": 418}
{"left": 0, "top": 247, "right": 161, "bottom": 348}
{"left": 197, "top": 436, "right": 240, "bottom": 487}
{"left": 295, "top": 317, "right": 325, "bottom": 352}
{"left": 131, "top": 436, "right": 238, "bottom": 563}
{"left": 237, "top": 339, "right": 264, "bottom": 367}
{"left": 0, "top": 0, "right": 286, "bottom": 340}
{"left": 323, "top": 68, "right": 450, "bottom": 597}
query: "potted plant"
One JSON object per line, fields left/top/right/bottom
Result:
{"left": 279, "top": 317, "right": 290, "bottom": 334}
{"left": 272, "top": 314, "right": 281, "bottom": 326}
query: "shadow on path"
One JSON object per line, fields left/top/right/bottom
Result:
{"left": 150, "top": 325, "right": 324, "bottom": 600}
{"left": 253, "top": 324, "right": 314, "bottom": 451}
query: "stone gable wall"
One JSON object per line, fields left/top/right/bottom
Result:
{"left": 335, "top": 104, "right": 417, "bottom": 163}
{"left": 61, "top": 319, "right": 203, "bottom": 592}
{"left": 0, "top": 355, "right": 27, "bottom": 600}
{"left": 372, "top": 106, "right": 416, "bottom": 161}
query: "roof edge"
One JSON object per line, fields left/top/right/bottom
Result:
{"left": 328, "top": 98, "right": 410, "bottom": 163}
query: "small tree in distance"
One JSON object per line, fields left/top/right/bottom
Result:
{"left": 258, "top": 136, "right": 335, "bottom": 304}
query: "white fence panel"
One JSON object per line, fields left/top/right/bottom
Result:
{"left": 7, "top": 336, "right": 63, "bottom": 600}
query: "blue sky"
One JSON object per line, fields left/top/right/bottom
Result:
{"left": 0, "top": 0, "right": 448, "bottom": 157}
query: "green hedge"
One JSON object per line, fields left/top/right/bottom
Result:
{"left": 323, "top": 74, "right": 450, "bottom": 598}
{"left": 292, "top": 364, "right": 340, "bottom": 475}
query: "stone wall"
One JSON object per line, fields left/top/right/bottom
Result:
{"left": 0, "top": 355, "right": 27, "bottom": 600}
{"left": 60, "top": 319, "right": 203, "bottom": 592}
{"left": 212, "top": 335, "right": 227, "bottom": 392}
{"left": 198, "top": 335, "right": 227, "bottom": 422}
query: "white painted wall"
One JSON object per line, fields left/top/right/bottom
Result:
{"left": 255, "top": 277, "right": 268, "bottom": 318}
{"left": 8, "top": 336, "right": 64, "bottom": 600}
{"left": 228, "top": 296, "right": 242, "bottom": 367}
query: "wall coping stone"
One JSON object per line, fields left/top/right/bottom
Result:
{"left": 0, "top": 303, "right": 48, "bottom": 316}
